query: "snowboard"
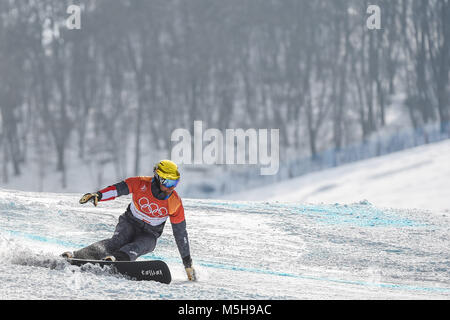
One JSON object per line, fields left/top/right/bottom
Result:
{"left": 66, "top": 258, "right": 171, "bottom": 284}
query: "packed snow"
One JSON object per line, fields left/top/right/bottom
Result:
{"left": 0, "top": 140, "right": 449, "bottom": 299}
{"left": 223, "top": 139, "right": 450, "bottom": 213}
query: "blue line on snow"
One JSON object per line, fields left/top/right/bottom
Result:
{"left": 1, "top": 229, "right": 87, "bottom": 249}
{"left": 2, "top": 228, "right": 449, "bottom": 294}
{"left": 193, "top": 261, "right": 450, "bottom": 293}
{"left": 197, "top": 201, "right": 425, "bottom": 228}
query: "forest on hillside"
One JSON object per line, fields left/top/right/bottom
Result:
{"left": 0, "top": 0, "right": 448, "bottom": 190}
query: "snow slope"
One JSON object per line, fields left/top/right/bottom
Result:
{"left": 223, "top": 139, "right": 450, "bottom": 213}
{"left": 1, "top": 186, "right": 450, "bottom": 299}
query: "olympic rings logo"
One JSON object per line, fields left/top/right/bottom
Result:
{"left": 138, "top": 197, "right": 168, "bottom": 217}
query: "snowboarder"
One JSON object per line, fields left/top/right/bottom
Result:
{"left": 62, "top": 160, "right": 196, "bottom": 281}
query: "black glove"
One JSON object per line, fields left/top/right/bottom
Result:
{"left": 79, "top": 192, "right": 102, "bottom": 206}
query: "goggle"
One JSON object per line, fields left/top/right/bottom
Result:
{"left": 155, "top": 174, "right": 179, "bottom": 188}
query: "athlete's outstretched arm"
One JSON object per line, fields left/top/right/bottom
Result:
{"left": 79, "top": 181, "right": 130, "bottom": 206}
{"left": 170, "top": 202, "right": 196, "bottom": 281}
{"left": 172, "top": 219, "right": 196, "bottom": 281}
{"left": 98, "top": 181, "right": 130, "bottom": 201}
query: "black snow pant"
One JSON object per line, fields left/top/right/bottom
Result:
{"left": 74, "top": 211, "right": 164, "bottom": 261}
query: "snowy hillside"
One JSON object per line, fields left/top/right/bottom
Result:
{"left": 1, "top": 184, "right": 450, "bottom": 299}
{"left": 223, "top": 140, "right": 450, "bottom": 213}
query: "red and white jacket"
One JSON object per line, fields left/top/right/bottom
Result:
{"left": 99, "top": 176, "right": 184, "bottom": 226}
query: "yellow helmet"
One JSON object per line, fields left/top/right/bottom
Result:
{"left": 153, "top": 160, "right": 180, "bottom": 181}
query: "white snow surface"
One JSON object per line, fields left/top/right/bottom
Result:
{"left": 223, "top": 140, "right": 450, "bottom": 213}
{"left": 1, "top": 140, "right": 450, "bottom": 299}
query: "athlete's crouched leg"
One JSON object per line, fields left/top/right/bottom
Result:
{"left": 119, "top": 233, "right": 157, "bottom": 261}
